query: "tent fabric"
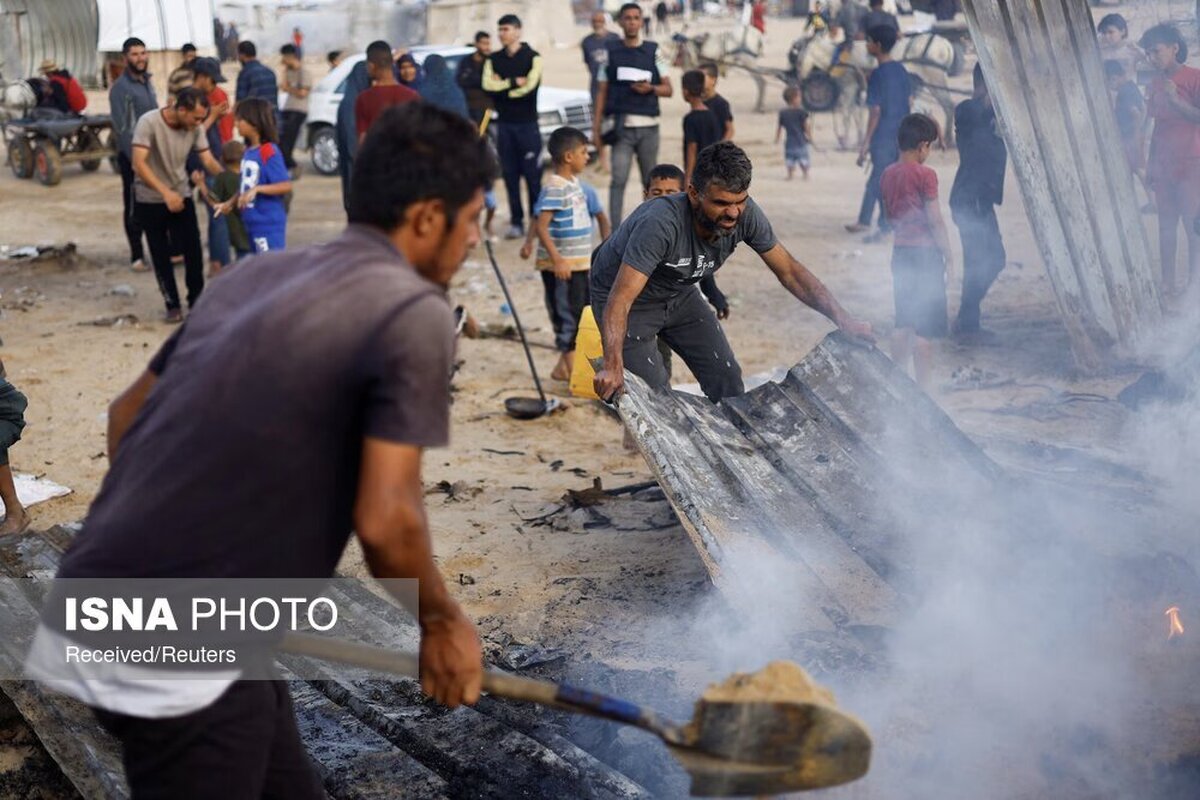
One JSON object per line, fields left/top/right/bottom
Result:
{"left": 97, "top": 0, "right": 215, "bottom": 52}
{"left": 0, "top": 0, "right": 98, "bottom": 84}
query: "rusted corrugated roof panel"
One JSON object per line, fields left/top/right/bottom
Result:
{"left": 618, "top": 332, "right": 1006, "bottom": 638}
{"left": 0, "top": 0, "right": 98, "bottom": 84}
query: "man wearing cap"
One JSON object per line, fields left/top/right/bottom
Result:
{"left": 109, "top": 38, "right": 158, "bottom": 274}
{"left": 168, "top": 43, "right": 198, "bottom": 102}
{"left": 38, "top": 60, "right": 86, "bottom": 114}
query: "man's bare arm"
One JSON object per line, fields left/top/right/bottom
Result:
{"left": 760, "top": 244, "right": 874, "bottom": 341}
{"left": 354, "top": 438, "right": 482, "bottom": 708}
{"left": 594, "top": 265, "right": 650, "bottom": 401}
{"left": 108, "top": 370, "right": 157, "bottom": 459}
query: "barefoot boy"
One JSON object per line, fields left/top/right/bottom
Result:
{"left": 880, "top": 114, "right": 955, "bottom": 390}
{"left": 531, "top": 127, "right": 593, "bottom": 380}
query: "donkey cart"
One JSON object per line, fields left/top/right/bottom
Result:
{"left": 4, "top": 112, "right": 116, "bottom": 186}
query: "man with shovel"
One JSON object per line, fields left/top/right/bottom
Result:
{"left": 28, "top": 104, "right": 495, "bottom": 797}
{"left": 592, "top": 142, "right": 874, "bottom": 403}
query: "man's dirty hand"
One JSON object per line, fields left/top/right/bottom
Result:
{"left": 419, "top": 610, "right": 483, "bottom": 708}
{"left": 594, "top": 364, "right": 625, "bottom": 403}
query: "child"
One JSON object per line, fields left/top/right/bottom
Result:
{"left": 1105, "top": 60, "right": 1147, "bottom": 188}
{"left": 196, "top": 140, "right": 249, "bottom": 272}
{"left": 1098, "top": 14, "right": 1146, "bottom": 82}
{"left": 700, "top": 62, "right": 734, "bottom": 141}
{"left": 521, "top": 181, "right": 610, "bottom": 257}
{"left": 642, "top": 163, "right": 729, "bottom": 319}
{"left": 0, "top": 359, "right": 28, "bottom": 535}
{"left": 880, "top": 114, "right": 955, "bottom": 390}
{"left": 776, "top": 87, "right": 812, "bottom": 180}
{"left": 682, "top": 70, "right": 723, "bottom": 187}
{"left": 217, "top": 98, "right": 293, "bottom": 253}
{"left": 531, "top": 127, "right": 593, "bottom": 381}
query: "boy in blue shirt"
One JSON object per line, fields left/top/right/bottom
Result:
{"left": 846, "top": 24, "right": 910, "bottom": 241}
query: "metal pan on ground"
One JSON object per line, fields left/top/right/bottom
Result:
{"left": 505, "top": 396, "right": 560, "bottom": 420}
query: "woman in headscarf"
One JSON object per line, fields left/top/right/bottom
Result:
{"left": 395, "top": 53, "right": 423, "bottom": 93}
{"left": 335, "top": 58, "right": 371, "bottom": 212}
{"left": 418, "top": 54, "right": 469, "bottom": 119}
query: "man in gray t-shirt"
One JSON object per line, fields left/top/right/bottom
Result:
{"left": 131, "top": 87, "right": 224, "bottom": 322}
{"left": 592, "top": 142, "right": 873, "bottom": 402}
{"left": 44, "top": 103, "right": 497, "bottom": 798}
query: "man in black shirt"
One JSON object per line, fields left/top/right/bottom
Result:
{"left": 38, "top": 103, "right": 497, "bottom": 798}
{"left": 591, "top": 143, "right": 872, "bottom": 402}
{"left": 582, "top": 11, "right": 621, "bottom": 107}
{"left": 483, "top": 14, "right": 544, "bottom": 239}
{"left": 949, "top": 64, "right": 1007, "bottom": 334}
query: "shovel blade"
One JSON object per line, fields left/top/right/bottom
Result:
{"left": 682, "top": 700, "right": 872, "bottom": 796}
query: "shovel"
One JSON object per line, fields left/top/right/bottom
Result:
{"left": 279, "top": 632, "right": 871, "bottom": 796}
{"left": 483, "top": 240, "right": 557, "bottom": 420}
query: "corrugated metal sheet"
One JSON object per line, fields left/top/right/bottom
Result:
{"left": 96, "top": 0, "right": 216, "bottom": 52}
{"left": 0, "top": 0, "right": 99, "bottom": 85}
{"left": 618, "top": 332, "right": 1006, "bottom": 639}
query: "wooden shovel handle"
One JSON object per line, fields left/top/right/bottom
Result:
{"left": 279, "top": 633, "right": 656, "bottom": 731}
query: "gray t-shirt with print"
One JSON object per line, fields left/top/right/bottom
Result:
{"left": 589, "top": 192, "right": 777, "bottom": 306}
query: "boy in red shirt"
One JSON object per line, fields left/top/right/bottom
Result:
{"left": 881, "top": 113, "right": 955, "bottom": 390}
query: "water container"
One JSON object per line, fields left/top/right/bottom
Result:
{"left": 569, "top": 305, "right": 603, "bottom": 400}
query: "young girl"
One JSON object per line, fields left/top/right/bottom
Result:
{"left": 217, "top": 98, "right": 292, "bottom": 253}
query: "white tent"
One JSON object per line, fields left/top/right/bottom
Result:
{"left": 96, "top": 0, "right": 216, "bottom": 51}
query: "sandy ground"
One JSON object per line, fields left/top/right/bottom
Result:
{"left": 0, "top": 8, "right": 1194, "bottom": 796}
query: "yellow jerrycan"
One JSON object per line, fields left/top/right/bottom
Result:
{"left": 569, "top": 306, "right": 603, "bottom": 400}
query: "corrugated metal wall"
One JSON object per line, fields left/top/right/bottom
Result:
{"left": 0, "top": 0, "right": 100, "bottom": 86}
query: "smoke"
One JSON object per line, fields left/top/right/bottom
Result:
{"left": 577, "top": 351, "right": 1200, "bottom": 799}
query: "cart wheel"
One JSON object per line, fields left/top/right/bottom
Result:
{"left": 79, "top": 129, "right": 102, "bottom": 171}
{"left": 7, "top": 137, "right": 33, "bottom": 179}
{"left": 33, "top": 139, "right": 63, "bottom": 186}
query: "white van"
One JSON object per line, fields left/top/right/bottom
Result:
{"left": 303, "top": 45, "right": 594, "bottom": 175}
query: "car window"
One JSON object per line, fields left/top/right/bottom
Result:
{"left": 334, "top": 76, "right": 348, "bottom": 95}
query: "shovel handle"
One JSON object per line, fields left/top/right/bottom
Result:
{"left": 279, "top": 633, "right": 667, "bottom": 736}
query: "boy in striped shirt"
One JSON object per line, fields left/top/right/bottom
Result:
{"left": 533, "top": 126, "right": 594, "bottom": 380}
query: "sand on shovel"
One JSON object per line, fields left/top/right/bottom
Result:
{"left": 698, "top": 661, "right": 837, "bottom": 707}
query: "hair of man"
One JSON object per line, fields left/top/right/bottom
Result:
{"left": 348, "top": 103, "right": 499, "bottom": 231}
{"left": 235, "top": 97, "right": 279, "bottom": 143}
{"left": 174, "top": 86, "right": 211, "bottom": 111}
{"left": 897, "top": 113, "right": 938, "bottom": 151}
{"left": 691, "top": 141, "right": 752, "bottom": 194}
